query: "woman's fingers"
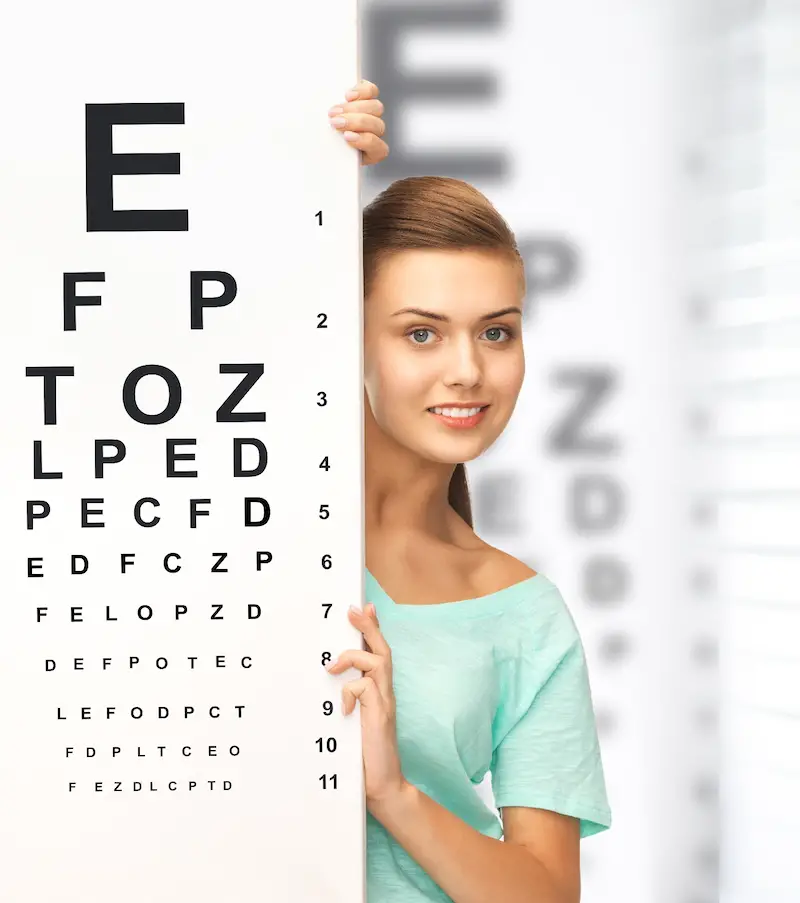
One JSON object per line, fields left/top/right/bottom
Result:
{"left": 349, "top": 605, "right": 392, "bottom": 658}
{"left": 327, "top": 603, "right": 395, "bottom": 711}
{"left": 329, "top": 611, "right": 393, "bottom": 702}
{"left": 341, "top": 675, "right": 379, "bottom": 715}
{"left": 329, "top": 98, "right": 384, "bottom": 117}
{"left": 327, "top": 648, "right": 382, "bottom": 675}
{"left": 347, "top": 131, "right": 389, "bottom": 166}
{"left": 329, "top": 111, "right": 386, "bottom": 139}
{"left": 331, "top": 648, "right": 392, "bottom": 705}
{"left": 330, "top": 79, "right": 389, "bottom": 166}
{"left": 345, "top": 79, "right": 379, "bottom": 101}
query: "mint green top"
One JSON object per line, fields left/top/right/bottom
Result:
{"left": 364, "top": 567, "right": 612, "bottom": 903}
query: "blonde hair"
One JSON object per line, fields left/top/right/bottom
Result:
{"left": 363, "top": 176, "right": 525, "bottom": 527}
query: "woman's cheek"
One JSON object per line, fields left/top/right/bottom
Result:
{"left": 485, "top": 355, "right": 525, "bottom": 431}
{"left": 495, "top": 350, "right": 525, "bottom": 396}
{"left": 379, "top": 345, "right": 429, "bottom": 399}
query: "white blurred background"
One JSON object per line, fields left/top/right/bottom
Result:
{"left": 361, "top": 1, "right": 800, "bottom": 901}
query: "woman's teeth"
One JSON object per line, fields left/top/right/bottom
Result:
{"left": 429, "top": 406, "right": 485, "bottom": 418}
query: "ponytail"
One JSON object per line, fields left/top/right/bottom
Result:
{"left": 448, "top": 463, "right": 473, "bottom": 527}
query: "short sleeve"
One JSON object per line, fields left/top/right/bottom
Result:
{"left": 490, "top": 591, "right": 612, "bottom": 839}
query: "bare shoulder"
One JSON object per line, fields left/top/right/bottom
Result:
{"left": 446, "top": 513, "right": 538, "bottom": 593}
{"left": 473, "top": 543, "right": 538, "bottom": 593}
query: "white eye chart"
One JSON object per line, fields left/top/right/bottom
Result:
{"left": 0, "top": 3, "right": 365, "bottom": 901}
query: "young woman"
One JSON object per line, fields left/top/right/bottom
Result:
{"left": 329, "top": 80, "right": 612, "bottom": 903}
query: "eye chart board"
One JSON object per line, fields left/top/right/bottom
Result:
{"left": 0, "top": 3, "right": 365, "bottom": 901}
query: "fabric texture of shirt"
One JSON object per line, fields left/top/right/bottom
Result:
{"left": 364, "top": 567, "right": 612, "bottom": 903}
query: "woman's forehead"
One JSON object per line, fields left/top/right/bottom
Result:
{"left": 369, "top": 249, "right": 521, "bottom": 308}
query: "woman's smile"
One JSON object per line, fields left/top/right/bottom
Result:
{"left": 426, "top": 404, "right": 490, "bottom": 429}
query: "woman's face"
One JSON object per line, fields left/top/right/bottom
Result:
{"left": 364, "top": 248, "right": 525, "bottom": 465}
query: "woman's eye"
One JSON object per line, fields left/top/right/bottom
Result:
{"left": 408, "top": 328, "right": 435, "bottom": 345}
{"left": 483, "top": 326, "right": 513, "bottom": 342}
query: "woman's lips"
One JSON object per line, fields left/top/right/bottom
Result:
{"left": 426, "top": 406, "right": 489, "bottom": 430}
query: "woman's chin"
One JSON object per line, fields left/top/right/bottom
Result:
{"left": 420, "top": 437, "right": 493, "bottom": 465}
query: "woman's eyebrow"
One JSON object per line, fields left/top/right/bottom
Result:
{"left": 390, "top": 306, "right": 522, "bottom": 322}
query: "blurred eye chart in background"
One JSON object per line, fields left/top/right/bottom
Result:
{"left": 360, "top": 2, "right": 800, "bottom": 902}
{"left": 0, "top": 3, "right": 365, "bottom": 901}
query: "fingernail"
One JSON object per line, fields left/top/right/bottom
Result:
{"left": 330, "top": 117, "right": 347, "bottom": 129}
{"left": 345, "top": 89, "right": 359, "bottom": 100}
{"left": 328, "top": 106, "right": 344, "bottom": 115}
{"left": 348, "top": 605, "right": 361, "bottom": 615}
{"left": 343, "top": 131, "right": 359, "bottom": 142}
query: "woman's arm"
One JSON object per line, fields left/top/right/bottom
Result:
{"left": 334, "top": 593, "right": 588, "bottom": 903}
{"left": 370, "top": 783, "right": 580, "bottom": 903}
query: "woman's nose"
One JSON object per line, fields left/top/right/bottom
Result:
{"left": 442, "top": 338, "right": 483, "bottom": 388}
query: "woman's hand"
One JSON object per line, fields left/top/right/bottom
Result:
{"left": 326, "top": 601, "right": 407, "bottom": 812}
{"left": 328, "top": 79, "right": 389, "bottom": 166}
